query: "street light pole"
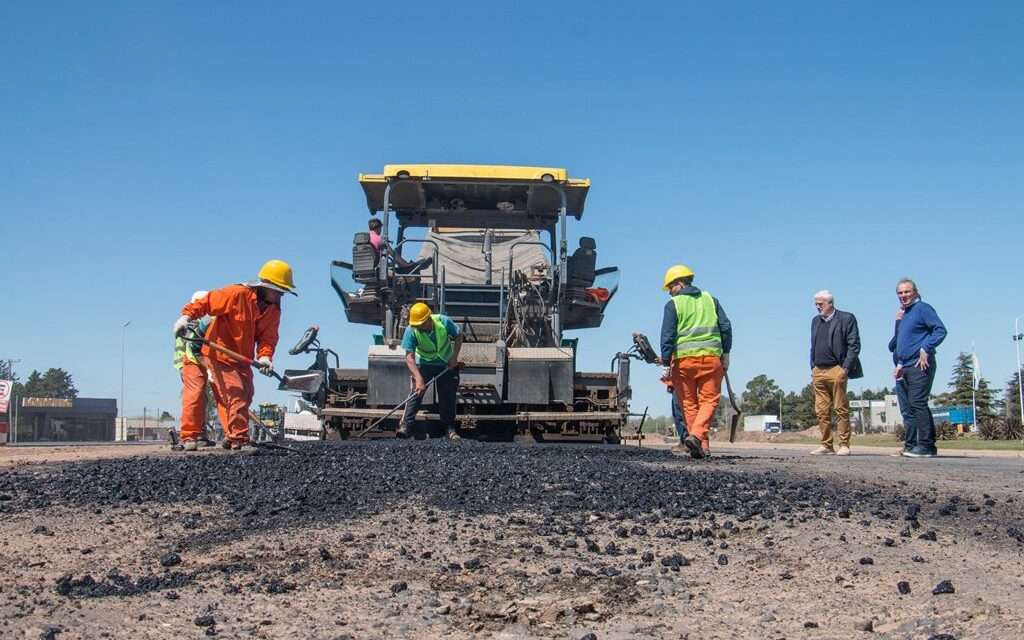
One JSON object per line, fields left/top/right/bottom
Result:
{"left": 1014, "top": 315, "right": 1024, "bottom": 425}
{"left": 121, "top": 321, "right": 131, "bottom": 441}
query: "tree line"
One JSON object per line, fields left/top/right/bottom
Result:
{"left": 0, "top": 361, "right": 79, "bottom": 400}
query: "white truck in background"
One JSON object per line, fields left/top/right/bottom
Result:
{"left": 744, "top": 414, "right": 782, "bottom": 433}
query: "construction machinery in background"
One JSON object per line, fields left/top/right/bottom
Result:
{"left": 280, "top": 164, "right": 632, "bottom": 442}
{"left": 251, "top": 403, "right": 286, "bottom": 442}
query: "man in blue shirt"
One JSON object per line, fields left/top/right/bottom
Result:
{"left": 397, "top": 302, "right": 464, "bottom": 440}
{"left": 888, "top": 278, "right": 947, "bottom": 458}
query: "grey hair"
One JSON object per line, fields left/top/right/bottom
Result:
{"left": 896, "top": 278, "right": 918, "bottom": 294}
{"left": 813, "top": 289, "right": 833, "bottom": 303}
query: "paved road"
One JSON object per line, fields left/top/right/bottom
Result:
{"left": 648, "top": 440, "right": 1024, "bottom": 500}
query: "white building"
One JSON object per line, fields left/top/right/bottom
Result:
{"left": 849, "top": 394, "right": 903, "bottom": 433}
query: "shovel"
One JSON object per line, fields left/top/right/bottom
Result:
{"left": 184, "top": 329, "right": 322, "bottom": 393}
{"left": 354, "top": 367, "right": 456, "bottom": 439}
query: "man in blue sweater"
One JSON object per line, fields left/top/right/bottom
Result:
{"left": 888, "top": 278, "right": 947, "bottom": 458}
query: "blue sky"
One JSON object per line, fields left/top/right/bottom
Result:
{"left": 2, "top": 2, "right": 1022, "bottom": 420}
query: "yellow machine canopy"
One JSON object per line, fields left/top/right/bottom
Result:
{"left": 358, "top": 164, "right": 591, "bottom": 219}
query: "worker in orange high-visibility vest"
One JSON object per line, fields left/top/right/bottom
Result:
{"left": 173, "top": 260, "right": 296, "bottom": 454}
{"left": 658, "top": 265, "right": 732, "bottom": 459}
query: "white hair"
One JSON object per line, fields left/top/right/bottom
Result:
{"left": 896, "top": 278, "right": 918, "bottom": 294}
{"left": 813, "top": 289, "right": 834, "bottom": 303}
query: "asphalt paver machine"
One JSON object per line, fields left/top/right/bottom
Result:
{"left": 288, "top": 165, "right": 632, "bottom": 441}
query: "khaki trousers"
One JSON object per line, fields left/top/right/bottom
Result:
{"left": 812, "top": 365, "right": 850, "bottom": 448}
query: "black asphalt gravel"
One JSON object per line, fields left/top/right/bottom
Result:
{"left": 1, "top": 440, "right": 1023, "bottom": 638}
{"left": 2, "top": 440, "right": 1022, "bottom": 551}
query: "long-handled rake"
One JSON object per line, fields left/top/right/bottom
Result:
{"left": 353, "top": 367, "right": 456, "bottom": 439}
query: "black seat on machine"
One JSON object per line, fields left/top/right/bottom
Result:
{"left": 566, "top": 236, "right": 597, "bottom": 287}
{"left": 352, "top": 232, "right": 378, "bottom": 283}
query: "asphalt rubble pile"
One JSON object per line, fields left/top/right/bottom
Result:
{"left": 0, "top": 441, "right": 921, "bottom": 525}
{"left": 2, "top": 440, "right": 1022, "bottom": 638}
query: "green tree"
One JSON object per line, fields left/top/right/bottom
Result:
{"left": 741, "top": 374, "right": 782, "bottom": 416}
{"left": 784, "top": 384, "right": 818, "bottom": 430}
{"left": 941, "top": 353, "right": 976, "bottom": 407}
{"left": 21, "top": 368, "right": 78, "bottom": 399}
{"left": 859, "top": 387, "right": 892, "bottom": 401}
{"left": 1003, "top": 371, "right": 1022, "bottom": 424}
{"left": 937, "top": 352, "right": 995, "bottom": 427}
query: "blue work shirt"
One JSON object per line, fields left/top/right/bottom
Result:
{"left": 888, "top": 299, "right": 947, "bottom": 366}
{"left": 401, "top": 314, "right": 461, "bottom": 365}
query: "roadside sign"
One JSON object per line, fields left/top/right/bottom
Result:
{"left": 0, "top": 380, "right": 11, "bottom": 413}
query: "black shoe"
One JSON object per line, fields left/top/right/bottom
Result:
{"left": 683, "top": 435, "right": 704, "bottom": 459}
{"left": 396, "top": 424, "right": 411, "bottom": 439}
{"left": 220, "top": 439, "right": 232, "bottom": 450}
{"left": 904, "top": 447, "right": 937, "bottom": 458}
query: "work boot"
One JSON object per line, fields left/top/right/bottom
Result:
{"left": 220, "top": 439, "right": 232, "bottom": 450}
{"left": 809, "top": 445, "right": 835, "bottom": 455}
{"left": 182, "top": 440, "right": 198, "bottom": 452}
{"left": 836, "top": 445, "right": 851, "bottom": 456}
{"left": 230, "top": 442, "right": 258, "bottom": 456}
{"left": 396, "top": 424, "right": 411, "bottom": 439}
{"left": 447, "top": 427, "right": 461, "bottom": 441}
{"left": 701, "top": 448, "right": 712, "bottom": 458}
{"left": 199, "top": 437, "right": 216, "bottom": 448}
{"left": 682, "top": 435, "right": 704, "bottom": 459}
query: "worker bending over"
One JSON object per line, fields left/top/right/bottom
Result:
{"left": 398, "top": 302, "right": 463, "bottom": 440}
{"left": 659, "top": 265, "right": 732, "bottom": 459}
{"left": 173, "top": 260, "right": 296, "bottom": 453}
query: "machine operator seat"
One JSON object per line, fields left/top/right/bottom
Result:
{"left": 352, "top": 231, "right": 379, "bottom": 283}
{"left": 566, "top": 236, "right": 597, "bottom": 288}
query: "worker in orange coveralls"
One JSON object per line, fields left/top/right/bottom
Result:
{"left": 173, "top": 260, "right": 296, "bottom": 454}
{"left": 658, "top": 264, "right": 732, "bottom": 460}
{"left": 173, "top": 290, "right": 214, "bottom": 451}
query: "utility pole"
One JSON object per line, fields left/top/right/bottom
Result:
{"left": 1014, "top": 315, "right": 1024, "bottom": 425}
{"left": 121, "top": 321, "right": 131, "bottom": 441}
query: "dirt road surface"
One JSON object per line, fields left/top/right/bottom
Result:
{"left": 1, "top": 441, "right": 1022, "bottom": 639}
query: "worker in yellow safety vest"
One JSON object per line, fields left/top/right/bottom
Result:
{"left": 397, "top": 302, "right": 464, "bottom": 440}
{"left": 658, "top": 265, "right": 732, "bottom": 459}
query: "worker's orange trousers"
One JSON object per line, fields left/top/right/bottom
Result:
{"left": 179, "top": 361, "right": 208, "bottom": 442}
{"left": 205, "top": 358, "right": 254, "bottom": 445}
{"left": 671, "top": 355, "right": 724, "bottom": 449}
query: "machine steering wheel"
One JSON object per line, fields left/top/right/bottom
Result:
{"left": 289, "top": 325, "right": 320, "bottom": 355}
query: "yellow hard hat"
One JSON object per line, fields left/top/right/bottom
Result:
{"left": 257, "top": 259, "right": 297, "bottom": 296}
{"left": 662, "top": 264, "right": 694, "bottom": 290}
{"left": 409, "top": 302, "right": 432, "bottom": 326}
